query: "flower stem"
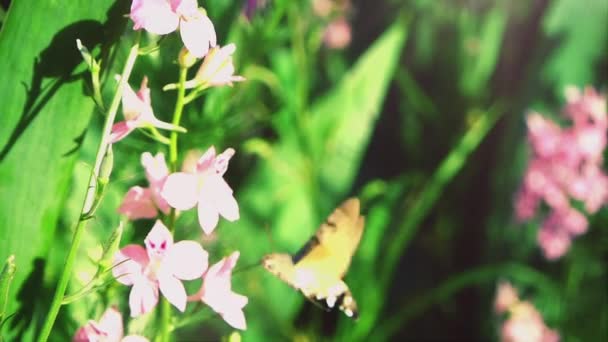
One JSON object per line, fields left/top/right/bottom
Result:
{"left": 37, "top": 34, "right": 140, "bottom": 342}
{"left": 169, "top": 66, "right": 188, "bottom": 172}
{"left": 160, "top": 64, "right": 188, "bottom": 342}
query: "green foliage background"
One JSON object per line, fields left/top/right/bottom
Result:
{"left": 0, "top": 0, "right": 606, "bottom": 341}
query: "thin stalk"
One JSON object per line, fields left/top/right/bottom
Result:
{"left": 381, "top": 106, "right": 504, "bottom": 284}
{"left": 373, "top": 263, "right": 560, "bottom": 341}
{"left": 37, "top": 34, "right": 140, "bottom": 342}
{"left": 160, "top": 64, "right": 188, "bottom": 342}
{"left": 169, "top": 66, "right": 188, "bottom": 172}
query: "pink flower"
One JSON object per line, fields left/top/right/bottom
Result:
{"left": 118, "top": 152, "right": 171, "bottom": 220}
{"left": 161, "top": 146, "right": 239, "bottom": 234}
{"left": 182, "top": 44, "right": 245, "bottom": 89}
{"left": 73, "top": 307, "right": 148, "bottom": 342}
{"left": 501, "top": 302, "right": 560, "bottom": 342}
{"left": 323, "top": 17, "right": 352, "bottom": 49}
{"left": 190, "top": 252, "right": 248, "bottom": 330}
{"left": 494, "top": 283, "right": 560, "bottom": 342}
{"left": 495, "top": 281, "right": 519, "bottom": 314}
{"left": 514, "top": 189, "right": 540, "bottom": 221}
{"left": 514, "top": 86, "right": 607, "bottom": 260}
{"left": 130, "top": 0, "right": 216, "bottom": 57}
{"left": 112, "top": 221, "right": 208, "bottom": 317}
{"left": 110, "top": 77, "right": 185, "bottom": 143}
{"left": 526, "top": 113, "right": 563, "bottom": 160}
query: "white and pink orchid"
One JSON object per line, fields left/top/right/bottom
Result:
{"left": 161, "top": 146, "right": 239, "bottom": 234}
{"left": 112, "top": 221, "right": 208, "bottom": 317}
{"left": 110, "top": 77, "right": 185, "bottom": 143}
{"left": 130, "top": 0, "right": 216, "bottom": 57}
{"left": 189, "top": 251, "right": 248, "bottom": 330}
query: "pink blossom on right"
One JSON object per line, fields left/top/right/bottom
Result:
{"left": 494, "top": 282, "right": 559, "bottom": 342}
{"left": 161, "top": 146, "right": 239, "bottom": 234}
{"left": 515, "top": 86, "right": 607, "bottom": 260}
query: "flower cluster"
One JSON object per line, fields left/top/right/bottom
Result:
{"left": 515, "top": 86, "right": 607, "bottom": 260}
{"left": 75, "top": 1, "right": 247, "bottom": 339}
{"left": 494, "top": 282, "right": 559, "bottom": 342}
{"left": 119, "top": 147, "right": 239, "bottom": 235}
{"left": 112, "top": 221, "right": 247, "bottom": 329}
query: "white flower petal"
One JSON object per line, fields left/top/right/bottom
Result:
{"left": 162, "top": 172, "right": 199, "bottom": 210}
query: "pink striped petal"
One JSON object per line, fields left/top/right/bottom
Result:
{"left": 196, "top": 146, "right": 217, "bottom": 173}
{"left": 118, "top": 186, "right": 158, "bottom": 219}
{"left": 110, "top": 121, "right": 136, "bottom": 143}
{"left": 129, "top": 278, "right": 159, "bottom": 317}
{"left": 113, "top": 245, "right": 149, "bottom": 285}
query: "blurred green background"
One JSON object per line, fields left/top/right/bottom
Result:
{"left": 0, "top": 0, "right": 607, "bottom": 341}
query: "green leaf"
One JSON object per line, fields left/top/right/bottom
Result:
{"left": 459, "top": 7, "right": 507, "bottom": 97}
{"left": 542, "top": 0, "right": 608, "bottom": 95}
{"left": 0, "top": 0, "right": 126, "bottom": 338}
{"left": 310, "top": 18, "right": 408, "bottom": 201}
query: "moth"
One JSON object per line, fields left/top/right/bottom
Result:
{"left": 262, "top": 198, "right": 365, "bottom": 319}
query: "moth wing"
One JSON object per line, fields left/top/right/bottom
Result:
{"left": 309, "top": 197, "right": 365, "bottom": 277}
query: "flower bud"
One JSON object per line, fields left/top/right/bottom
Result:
{"left": 178, "top": 47, "right": 198, "bottom": 69}
{"left": 98, "top": 144, "right": 114, "bottom": 185}
{"left": 98, "top": 223, "right": 123, "bottom": 271}
{"left": 76, "top": 39, "right": 100, "bottom": 73}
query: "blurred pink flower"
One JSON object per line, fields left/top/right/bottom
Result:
{"left": 189, "top": 251, "right": 248, "bottom": 330}
{"left": 312, "top": 0, "right": 333, "bottom": 17}
{"left": 112, "top": 221, "right": 208, "bottom": 317}
{"left": 119, "top": 152, "right": 171, "bottom": 220}
{"left": 494, "top": 282, "right": 559, "bottom": 342}
{"left": 515, "top": 86, "right": 607, "bottom": 260}
{"left": 130, "top": 0, "right": 216, "bottom": 57}
{"left": 495, "top": 281, "right": 519, "bottom": 314}
{"left": 110, "top": 77, "right": 185, "bottom": 143}
{"left": 501, "top": 302, "right": 559, "bottom": 342}
{"left": 537, "top": 223, "right": 571, "bottom": 260}
{"left": 73, "top": 307, "right": 148, "bottom": 342}
{"left": 162, "top": 146, "right": 239, "bottom": 234}
{"left": 323, "top": 17, "right": 351, "bottom": 49}
{"left": 183, "top": 44, "right": 245, "bottom": 89}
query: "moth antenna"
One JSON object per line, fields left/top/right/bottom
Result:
{"left": 263, "top": 222, "right": 274, "bottom": 251}
{"left": 232, "top": 261, "right": 261, "bottom": 275}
